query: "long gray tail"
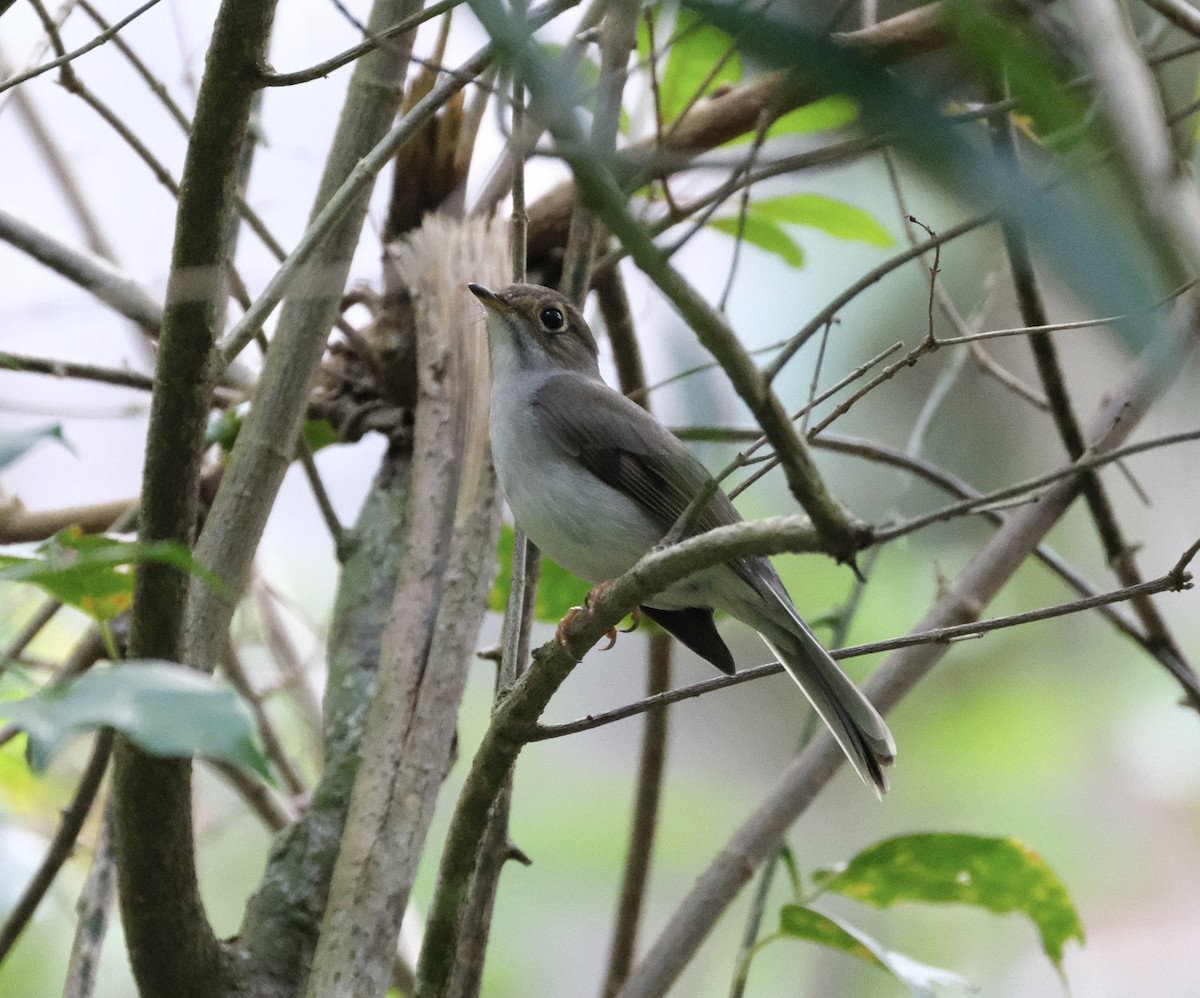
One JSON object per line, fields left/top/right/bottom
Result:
{"left": 761, "top": 623, "right": 895, "bottom": 796}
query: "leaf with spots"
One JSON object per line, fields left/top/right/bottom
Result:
{"left": 811, "top": 833, "right": 1085, "bottom": 969}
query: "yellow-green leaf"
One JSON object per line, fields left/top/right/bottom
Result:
{"left": 708, "top": 214, "right": 804, "bottom": 268}
{"left": 813, "top": 833, "right": 1085, "bottom": 968}
{"left": 642, "top": 8, "right": 742, "bottom": 123}
{"left": 0, "top": 528, "right": 224, "bottom": 623}
{"left": 753, "top": 193, "right": 894, "bottom": 247}
{"left": 777, "top": 905, "right": 974, "bottom": 996}
{"left": 725, "top": 94, "right": 860, "bottom": 145}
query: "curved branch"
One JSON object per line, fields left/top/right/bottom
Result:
{"left": 114, "top": 1, "right": 281, "bottom": 995}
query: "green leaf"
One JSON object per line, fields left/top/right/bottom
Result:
{"left": 644, "top": 9, "right": 742, "bottom": 123}
{"left": 778, "top": 905, "right": 975, "bottom": 997}
{"left": 0, "top": 424, "right": 70, "bottom": 469}
{"left": 778, "top": 904, "right": 881, "bottom": 967}
{"left": 303, "top": 417, "right": 340, "bottom": 453}
{"left": 813, "top": 833, "right": 1085, "bottom": 968}
{"left": 708, "top": 215, "right": 804, "bottom": 268}
{"left": 490, "top": 524, "right": 590, "bottom": 623}
{"left": 754, "top": 194, "right": 894, "bottom": 247}
{"left": 0, "top": 528, "right": 224, "bottom": 622}
{"left": 724, "top": 94, "right": 860, "bottom": 145}
{"left": 206, "top": 407, "right": 243, "bottom": 453}
{"left": 1, "top": 661, "right": 270, "bottom": 779}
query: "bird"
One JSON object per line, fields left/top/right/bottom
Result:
{"left": 469, "top": 282, "right": 895, "bottom": 795}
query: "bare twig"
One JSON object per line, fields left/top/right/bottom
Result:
{"left": 533, "top": 558, "right": 1195, "bottom": 740}
{"left": 0, "top": 731, "right": 113, "bottom": 962}
{"left": 0, "top": 351, "right": 154, "bottom": 392}
{"left": 0, "top": 0, "right": 165, "bottom": 96}
{"left": 1142, "top": 0, "right": 1200, "bottom": 38}
{"left": 220, "top": 640, "right": 308, "bottom": 798}
{"left": 0, "top": 598, "right": 62, "bottom": 677}
{"left": 259, "top": 0, "right": 464, "bottom": 86}
{"left": 763, "top": 213, "right": 994, "bottom": 383}
{"left": 987, "top": 81, "right": 1199, "bottom": 707}
{"left": 602, "top": 632, "right": 672, "bottom": 998}
{"left": 0, "top": 207, "right": 163, "bottom": 335}
{"left": 63, "top": 799, "right": 117, "bottom": 998}
{"left": 872, "top": 428, "right": 1200, "bottom": 545}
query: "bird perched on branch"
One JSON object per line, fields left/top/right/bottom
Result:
{"left": 470, "top": 282, "right": 895, "bottom": 795}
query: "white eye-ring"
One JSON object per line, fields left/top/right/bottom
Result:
{"left": 539, "top": 307, "right": 565, "bottom": 331}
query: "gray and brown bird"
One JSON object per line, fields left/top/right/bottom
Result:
{"left": 470, "top": 282, "right": 895, "bottom": 794}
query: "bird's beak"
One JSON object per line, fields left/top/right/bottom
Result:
{"left": 468, "top": 283, "right": 509, "bottom": 315}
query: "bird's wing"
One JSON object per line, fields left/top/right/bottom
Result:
{"left": 531, "top": 372, "right": 740, "bottom": 538}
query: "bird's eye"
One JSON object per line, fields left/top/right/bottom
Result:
{"left": 539, "top": 307, "right": 565, "bottom": 332}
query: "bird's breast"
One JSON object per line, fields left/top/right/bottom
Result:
{"left": 489, "top": 383, "right": 662, "bottom": 583}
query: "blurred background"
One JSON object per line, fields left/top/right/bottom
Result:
{"left": 2, "top": 1, "right": 1199, "bottom": 996}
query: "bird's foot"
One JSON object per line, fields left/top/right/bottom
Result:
{"left": 555, "top": 604, "right": 584, "bottom": 655}
{"left": 556, "top": 581, "right": 625, "bottom": 654}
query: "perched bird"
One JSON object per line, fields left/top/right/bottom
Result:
{"left": 470, "top": 282, "right": 895, "bottom": 794}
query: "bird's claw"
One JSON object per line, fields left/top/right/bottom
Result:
{"left": 557, "top": 581, "right": 627, "bottom": 655}
{"left": 555, "top": 605, "right": 583, "bottom": 654}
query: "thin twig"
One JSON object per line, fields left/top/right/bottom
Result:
{"left": 0, "top": 350, "right": 154, "bottom": 391}
{"left": 259, "top": 0, "right": 465, "bottom": 86}
{"left": 762, "top": 213, "right": 995, "bottom": 383}
{"left": 296, "top": 444, "right": 346, "bottom": 545}
{"left": 0, "top": 0, "right": 165, "bottom": 96}
{"left": 0, "top": 731, "right": 113, "bottom": 962}
{"left": 871, "top": 427, "right": 1200, "bottom": 545}
{"left": 0, "top": 598, "right": 62, "bottom": 678}
{"left": 63, "top": 798, "right": 117, "bottom": 998}
{"left": 987, "top": 72, "right": 1199, "bottom": 696}
{"left": 603, "top": 632, "right": 672, "bottom": 998}
{"left": 532, "top": 554, "right": 1196, "bottom": 740}
{"left": 220, "top": 639, "right": 308, "bottom": 798}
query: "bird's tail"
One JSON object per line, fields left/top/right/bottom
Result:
{"left": 752, "top": 598, "right": 895, "bottom": 796}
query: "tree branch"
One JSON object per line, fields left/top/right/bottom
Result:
{"left": 614, "top": 291, "right": 1200, "bottom": 998}
{"left": 0, "top": 207, "right": 162, "bottom": 335}
{"left": 113, "top": 2, "right": 280, "bottom": 995}
{"left": 0, "top": 0, "right": 165, "bottom": 96}
{"left": 534, "top": 560, "right": 1195, "bottom": 740}
{"left": 986, "top": 81, "right": 1199, "bottom": 708}
{"left": 306, "top": 217, "right": 506, "bottom": 998}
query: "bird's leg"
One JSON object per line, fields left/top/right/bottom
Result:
{"left": 556, "top": 581, "right": 625, "bottom": 653}
{"left": 620, "top": 606, "right": 643, "bottom": 634}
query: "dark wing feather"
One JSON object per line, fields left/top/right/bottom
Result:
{"left": 532, "top": 373, "right": 774, "bottom": 598}
{"left": 532, "top": 373, "right": 739, "bottom": 536}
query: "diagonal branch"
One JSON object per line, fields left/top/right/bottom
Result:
{"left": 533, "top": 561, "right": 1195, "bottom": 741}
{"left": 614, "top": 291, "right": 1200, "bottom": 998}
{"left": 472, "top": 0, "right": 863, "bottom": 560}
